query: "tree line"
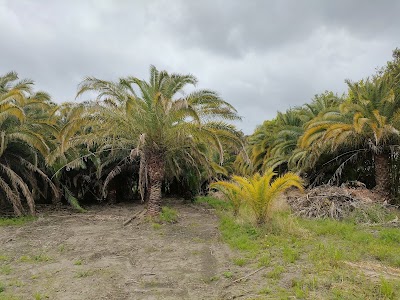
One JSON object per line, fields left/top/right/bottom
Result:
{"left": 235, "top": 49, "right": 400, "bottom": 204}
{"left": 0, "top": 66, "right": 243, "bottom": 216}
{"left": 1, "top": 49, "right": 399, "bottom": 217}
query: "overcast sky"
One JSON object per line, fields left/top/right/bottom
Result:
{"left": 1, "top": 0, "right": 399, "bottom": 133}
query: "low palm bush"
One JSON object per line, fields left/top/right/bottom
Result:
{"left": 214, "top": 169, "right": 303, "bottom": 225}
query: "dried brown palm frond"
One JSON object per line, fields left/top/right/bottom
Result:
{"left": 286, "top": 185, "right": 384, "bottom": 220}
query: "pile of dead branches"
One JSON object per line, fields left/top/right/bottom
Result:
{"left": 287, "top": 185, "right": 368, "bottom": 220}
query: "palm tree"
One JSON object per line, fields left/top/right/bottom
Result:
{"left": 300, "top": 75, "right": 400, "bottom": 195}
{"left": 234, "top": 120, "right": 278, "bottom": 176}
{"left": 76, "top": 66, "right": 243, "bottom": 215}
{"left": 264, "top": 109, "right": 305, "bottom": 172}
{"left": 0, "top": 72, "right": 59, "bottom": 215}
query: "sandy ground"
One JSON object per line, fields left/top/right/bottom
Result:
{"left": 0, "top": 200, "right": 264, "bottom": 300}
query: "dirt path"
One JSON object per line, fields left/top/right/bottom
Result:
{"left": 0, "top": 200, "right": 260, "bottom": 300}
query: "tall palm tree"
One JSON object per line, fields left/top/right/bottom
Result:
{"left": 301, "top": 75, "right": 400, "bottom": 195}
{"left": 0, "top": 72, "right": 59, "bottom": 215}
{"left": 77, "top": 66, "right": 243, "bottom": 215}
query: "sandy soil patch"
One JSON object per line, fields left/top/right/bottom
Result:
{"left": 0, "top": 200, "right": 265, "bottom": 300}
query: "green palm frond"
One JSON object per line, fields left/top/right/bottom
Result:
{"left": 217, "top": 170, "right": 304, "bottom": 224}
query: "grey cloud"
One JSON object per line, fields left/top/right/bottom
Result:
{"left": 0, "top": 0, "right": 399, "bottom": 133}
{"left": 157, "top": 0, "right": 400, "bottom": 57}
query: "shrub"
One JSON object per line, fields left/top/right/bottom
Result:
{"left": 214, "top": 169, "right": 303, "bottom": 225}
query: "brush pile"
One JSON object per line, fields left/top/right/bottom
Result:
{"left": 287, "top": 184, "right": 377, "bottom": 220}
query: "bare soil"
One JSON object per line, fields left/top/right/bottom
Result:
{"left": 0, "top": 200, "right": 264, "bottom": 300}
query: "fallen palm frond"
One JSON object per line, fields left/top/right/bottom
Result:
{"left": 288, "top": 186, "right": 359, "bottom": 220}
{"left": 287, "top": 185, "right": 395, "bottom": 222}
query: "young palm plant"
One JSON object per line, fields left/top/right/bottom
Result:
{"left": 214, "top": 169, "right": 303, "bottom": 225}
{"left": 76, "top": 66, "right": 243, "bottom": 216}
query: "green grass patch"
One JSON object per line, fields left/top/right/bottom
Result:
{"left": 19, "top": 254, "right": 51, "bottom": 263}
{"left": 159, "top": 207, "right": 178, "bottom": 223}
{"left": 0, "top": 216, "right": 36, "bottom": 226}
{"left": 212, "top": 201, "right": 400, "bottom": 299}
{"left": 266, "top": 265, "right": 285, "bottom": 279}
{"left": 33, "top": 293, "right": 49, "bottom": 300}
{"left": 299, "top": 218, "right": 400, "bottom": 267}
{"left": 0, "top": 295, "right": 20, "bottom": 300}
{"left": 151, "top": 222, "right": 162, "bottom": 230}
{"left": 232, "top": 257, "right": 247, "bottom": 267}
{"left": 194, "top": 196, "right": 232, "bottom": 210}
{"left": 74, "top": 260, "right": 83, "bottom": 266}
{"left": 222, "top": 271, "right": 233, "bottom": 279}
{"left": 345, "top": 204, "right": 399, "bottom": 224}
{"left": 219, "top": 214, "right": 260, "bottom": 252}
{"left": 282, "top": 245, "right": 300, "bottom": 263}
{"left": 258, "top": 253, "right": 271, "bottom": 267}
{"left": 379, "top": 277, "right": 397, "bottom": 299}
{"left": 0, "top": 265, "right": 11, "bottom": 275}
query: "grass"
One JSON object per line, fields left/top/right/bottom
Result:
{"left": 0, "top": 266, "right": 11, "bottom": 275}
{"left": 200, "top": 196, "right": 400, "bottom": 299}
{"left": 266, "top": 266, "right": 285, "bottom": 279}
{"left": 232, "top": 257, "right": 247, "bottom": 267}
{"left": 194, "top": 196, "right": 232, "bottom": 210}
{"left": 0, "top": 216, "right": 36, "bottom": 226}
{"left": 19, "top": 254, "right": 51, "bottom": 263}
{"left": 159, "top": 207, "right": 178, "bottom": 223}
{"left": 33, "top": 293, "right": 49, "bottom": 300}
{"left": 74, "top": 259, "right": 83, "bottom": 266}
{"left": 282, "top": 245, "right": 300, "bottom": 263}
{"left": 151, "top": 222, "right": 162, "bottom": 230}
{"left": 345, "top": 204, "right": 399, "bottom": 224}
{"left": 75, "top": 269, "right": 95, "bottom": 278}
{"left": 258, "top": 253, "right": 271, "bottom": 267}
{"left": 379, "top": 278, "right": 396, "bottom": 299}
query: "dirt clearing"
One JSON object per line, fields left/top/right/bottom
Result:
{"left": 0, "top": 200, "right": 264, "bottom": 300}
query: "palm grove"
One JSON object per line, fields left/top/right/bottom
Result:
{"left": 1, "top": 49, "right": 400, "bottom": 218}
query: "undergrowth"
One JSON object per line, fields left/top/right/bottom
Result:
{"left": 194, "top": 196, "right": 232, "bottom": 210}
{"left": 159, "top": 206, "right": 178, "bottom": 223}
{"left": 0, "top": 216, "right": 36, "bottom": 226}
{"left": 196, "top": 196, "right": 400, "bottom": 299}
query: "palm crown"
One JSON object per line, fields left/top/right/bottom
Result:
{"left": 0, "top": 72, "right": 59, "bottom": 215}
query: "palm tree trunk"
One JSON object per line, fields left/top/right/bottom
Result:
{"left": 374, "top": 152, "right": 390, "bottom": 198}
{"left": 146, "top": 152, "right": 165, "bottom": 216}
